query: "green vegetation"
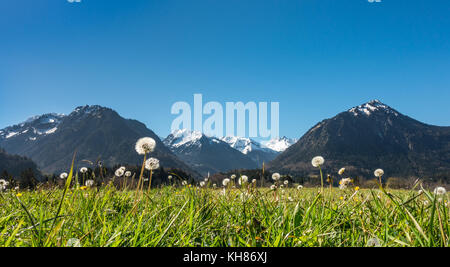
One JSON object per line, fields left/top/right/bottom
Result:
{"left": 0, "top": 184, "right": 448, "bottom": 247}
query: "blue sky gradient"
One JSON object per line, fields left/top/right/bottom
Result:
{"left": 1, "top": 0, "right": 449, "bottom": 140}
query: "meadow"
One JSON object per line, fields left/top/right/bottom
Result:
{"left": 0, "top": 183, "right": 448, "bottom": 247}
{"left": 0, "top": 138, "right": 448, "bottom": 247}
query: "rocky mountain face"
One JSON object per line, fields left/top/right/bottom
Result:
{"left": 163, "top": 129, "right": 259, "bottom": 175}
{"left": 0, "top": 106, "right": 196, "bottom": 175}
{"left": 268, "top": 100, "right": 450, "bottom": 180}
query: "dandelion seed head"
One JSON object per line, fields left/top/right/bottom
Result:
{"left": 60, "top": 172, "right": 68, "bottom": 179}
{"left": 339, "top": 178, "right": 352, "bottom": 189}
{"left": 85, "top": 180, "right": 95, "bottom": 187}
{"left": 230, "top": 174, "right": 236, "bottom": 180}
{"left": 182, "top": 181, "right": 188, "bottom": 186}
{"left": 115, "top": 168, "right": 125, "bottom": 177}
{"left": 222, "top": 178, "right": 230, "bottom": 186}
{"left": 297, "top": 185, "right": 303, "bottom": 190}
{"left": 434, "top": 186, "right": 446, "bottom": 195}
{"left": 272, "top": 173, "right": 281, "bottom": 181}
{"left": 311, "top": 156, "right": 325, "bottom": 168}
{"left": 125, "top": 171, "right": 132, "bottom": 177}
{"left": 66, "top": 238, "right": 81, "bottom": 247}
{"left": 252, "top": 179, "right": 257, "bottom": 184}
{"left": 238, "top": 175, "right": 248, "bottom": 185}
{"left": 284, "top": 180, "right": 289, "bottom": 185}
{"left": 367, "top": 238, "right": 381, "bottom": 247}
{"left": 135, "top": 137, "right": 156, "bottom": 155}
{"left": 80, "top": 167, "right": 88, "bottom": 174}
{"left": 270, "top": 185, "right": 277, "bottom": 190}
{"left": 338, "top": 168, "right": 345, "bottom": 175}
{"left": 374, "top": 169, "right": 384, "bottom": 177}
{"left": 145, "top": 157, "right": 160, "bottom": 171}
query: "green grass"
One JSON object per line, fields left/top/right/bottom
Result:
{"left": 0, "top": 184, "right": 448, "bottom": 247}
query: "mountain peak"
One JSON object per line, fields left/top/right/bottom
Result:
{"left": 219, "top": 136, "right": 264, "bottom": 154}
{"left": 72, "top": 105, "right": 111, "bottom": 115}
{"left": 348, "top": 99, "right": 398, "bottom": 117}
{"left": 164, "top": 129, "right": 206, "bottom": 148}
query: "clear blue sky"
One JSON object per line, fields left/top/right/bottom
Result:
{"left": 1, "top": 0, "right": 449, "bottom": 140}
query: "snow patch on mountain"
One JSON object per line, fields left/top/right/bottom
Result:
{"left": 348, "top": 100, "right": 399, "bottom": 117}
{"left": 163, "top": 129, "right": 227, "bottom": 150}
{"left": 219, "top": 136, "right": 268, "bottom": 154}
{"left": 0, "top": 113, "right": 65, "bottom": 141}
{"left": 262, "top": 137, "right": 298, "bottom": 152}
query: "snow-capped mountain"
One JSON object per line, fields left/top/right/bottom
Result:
{"left": 0, "top": 113, "right": 65, "bottom": 142}
{"left": 0, "top": 105, "right": 196, "bottom": 175}
{"left": 268, "top": 100, "right": 450, "bottom": 180}
{"left": 219, "top": 136, "right": 268, "bottom": 154}
{"left": 262, "top": 137, "right": 298, "bottom": 153}
{"left": 348, "top": 99, "right": 399, "bottom": 117}
{"left": 163, "top": 129, "right": 220, "bottom": 149}
{"left": 163, "top": 129, "right": 258, "bottom": 175}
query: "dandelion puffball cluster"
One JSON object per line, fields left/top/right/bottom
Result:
{"left": 0, "top": 179, "right": 9, "bottom": 191}
{"left": 222, "top": 178, "right": 230, "bottom": 187}
{"left": 311, "top": 156, "right": 325, "bottom": 168}
{"left": 85, "top": 180, "right": 95, "bottom": 187}
{"left": 60, "top": 172, "right": 68, "bottom": 179}
{"left": 339, "top": 178, "right": 352, "bottom": 189}
{"left": 238, "top": 175, "right": 248, "bottom": 185}
{"left": 434, "top": 187, "right": 447, "bottom": 195}
{"left": 135, "top": 137, "right": 156, "bottom": 155}
{"left": 374, "top": 169, "right": 384, "bottom": 177}
{"left": 145, "top": 158, "right": 160, "bottom": 171}
{"left": 272, "top": 173, "right": 281, "bottom": 181}
{"left": 115, "top": 168, "right": 125, "bottom": 177}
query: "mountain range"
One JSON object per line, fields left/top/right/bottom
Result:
{"left": 162, "top": 130, "right": 295, "bottom": 175}
{"left": 0, "top": 105, "right": 295, "bottom": 178}
{"left": 2, "top": 100, "right": 449, "bottom": 181}
{"left": 163, "top": 129, "right": 259, "bottom": 175}
{"left": 268, "top": 100, "right": 450, "bottom": 180}
{"left": 0, "top": 106, "right": 195, "bottom": 175}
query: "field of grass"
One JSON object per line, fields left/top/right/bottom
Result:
{"left": 0, "top": 182, "right": 448, "bottom": 247}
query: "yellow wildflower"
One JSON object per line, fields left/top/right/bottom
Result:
{"left": 16, "top": 193, "right": 22, "bottom": 197}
